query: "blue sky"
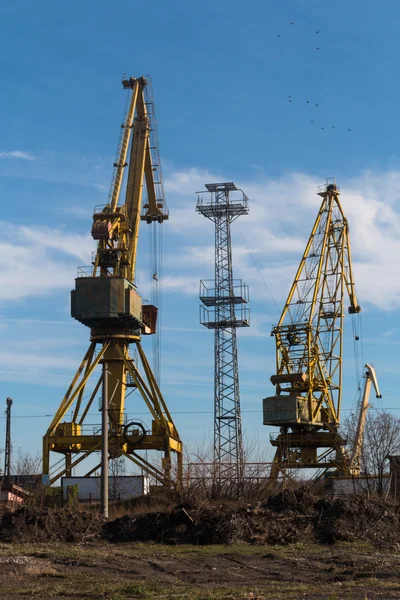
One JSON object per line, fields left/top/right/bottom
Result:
{"left": 0, "top": 1, "right": 399, "bottom": 471}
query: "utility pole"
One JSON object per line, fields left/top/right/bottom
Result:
{"left": 197, "top": 183, "right": 250, "bottom": 494}
{"left": 4, "top": 397, "right": 12, "bottom": 485}
{"left": 101, "top": 364, "right": 109, "bottom": 518}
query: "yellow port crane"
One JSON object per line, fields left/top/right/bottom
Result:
{"left": 42, "top": 76, "right": 182, "bottom": 487}
{"left": 264, "top": 179, "right": 361, "bottom": 481}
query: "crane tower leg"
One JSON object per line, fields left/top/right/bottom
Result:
{"left": 42, "top": 338, "right": 182, "bottom": 488}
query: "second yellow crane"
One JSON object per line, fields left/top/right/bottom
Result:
{"left": 264, "top": 179, "right": 361, "bottom": 481}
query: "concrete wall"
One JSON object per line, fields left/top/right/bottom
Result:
{"left": 0, "top": 490, "right": 24, "bottom": 507}
{"left": 61, "top": 476, "right": 150, "bottom": 501}
{"left": 331, "top": 475, "right": 390, "bottom": 496}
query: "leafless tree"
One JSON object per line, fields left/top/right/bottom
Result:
{"left": 343, "top": 410, "right": 400, "bottom": 493}
{"left": 12, "top": 447, "right": 41, "bottom": 478}
{"left": 108, "top": 456, "right": 127, "bottom": 501}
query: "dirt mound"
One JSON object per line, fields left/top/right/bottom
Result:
{"left": 263, "top": 486, "right": 316, "bottom": 515}
{"left": 2, "top": 490, "right": 400, "bottom": 547}
{"left": 103, "top": 491, "right": 400, "bottom": 547}
{"left": 103, "top": 508, "right": 194, "bottom": 544}
{"left": 315, "top": 495, "right": 400, "bottom": 545}
{"left": 0, "top": 506, "right": 102, "bottom": 543}
{"left": 102, "top": 500, "right": 310, "bottom": 545}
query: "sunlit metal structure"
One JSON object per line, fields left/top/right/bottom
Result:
{"left": 43, "top": 76, "right": 182, "bottom": 488}
{"left": 197, "top": 182, "right": 250, "bottom": 492}
{"left": 264, "top": 180, "right": 361, "bottom": 481}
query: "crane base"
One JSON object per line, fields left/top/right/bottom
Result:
{"left": 269, "top": 431, "right": 349, "bottom": 481}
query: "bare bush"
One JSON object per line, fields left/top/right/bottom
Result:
{"left": 108, "top": 456, "right": 127, "bottom": 501}
{"left": 343, "top": 410, "right": 400, "bottom": 493}
{"left": 11, "top": 447, "right": 41, "bottom": 486}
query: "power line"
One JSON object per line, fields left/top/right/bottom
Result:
{"left": 5, "top": 406, "right": 400, "bottom": 421}
{"left": 235, "top": 221, "right": 281, "bottom": 316}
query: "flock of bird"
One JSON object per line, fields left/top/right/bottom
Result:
{"left": 277, "top": 22, "right": 319, "bottom": 44}
{"left": 279, "top": 23, "right": 352, "bottom": 133}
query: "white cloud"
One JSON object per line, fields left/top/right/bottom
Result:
{"left": 0, "top": 221, "right": 94, "bottom": 303}
{"left": 3, "top": 164, "right": 400, "bottom": 313}
{"left": 161, "top": 167, "right": 400, "bottom": 311}
{"left": 18, "top": 224, "right": 94, "bottom": 262}
{"left": 0, "top": 318, "right": 71, "bottom": 326}
{"left": 0, "top": 350, "right": 77, "bottom": 371}
{"left": 62, "top": 206, "right": 92, "bottom": 220}
{"left": 0, "top": 150, "right": 35, "bottom": 160}
{"left": 164, "top": 166, "right": 225, "bottom": 196}
{"left": 0, "top": 150, "right": 111, "bottom": 190}
{"left": 162, "top": 274, "right": 200, "bottom": 296}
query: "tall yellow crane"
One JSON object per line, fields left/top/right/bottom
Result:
{"left": 42, "top": 76, "right": 182, "bottom": 487}
{"left": 264, "top": 179, "right": 361, "bottom": 481}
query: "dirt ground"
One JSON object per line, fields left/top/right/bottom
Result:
{"left": 0, "top": 540, "right": 399, "bottom": 599}
{"left": 2, "top": 490, "right": 400, "bottom": 598}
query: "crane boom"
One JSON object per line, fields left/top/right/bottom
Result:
{"left": 350, "top": 364, "right": 382, "bottom": 476}
{"left": 91, "top": 77, "right": 168, "bottom": 284}
{"left": 264, "top": 180, "right": 361, "bottom": 480}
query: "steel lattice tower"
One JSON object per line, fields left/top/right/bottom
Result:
{"left": 197, "top": 183, "right": 250, "bottom": 492}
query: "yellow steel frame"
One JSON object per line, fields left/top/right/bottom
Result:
{"left": 42, "top": 338, "right": 182, "bottom": 486}
{"left": 269, "top": 182, "right": 360, "bottom": 479}
{"left": 43, "top": 77, "right": 182, "bottom": 488}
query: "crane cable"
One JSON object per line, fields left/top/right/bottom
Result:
{"left": 235, "top": 222, "right": 281, "bottom": 317}
{"left": 149, "top": 219, "right": 162, "bottom": 385}
{"left": 350, "top": 310, "right": 364, "bottom": 413}
{"left": 144, "top": 76, "right": 164, "bottom": 387}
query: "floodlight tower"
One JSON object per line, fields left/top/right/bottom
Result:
{"left": 196, "top": 183, "right": 250, "bottom": 493}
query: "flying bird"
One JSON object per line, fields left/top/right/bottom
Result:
{"left": 290, "top": 21, "right": 294, "bottom": 24}
{"left": 316, "top": 47, "right": 320, "bottom": 50}
{"left": 321, "top": 127, "right": 324, "bottom": 130}
{"left": 348, "top": 129, "right": 351, "bottom": 131}
{"left": 306, "top": 100, "right": 310, "bottom": 103}
{"left": 277, "top": 34, "right": 281, "bottom": 37}
{"left": 316, "top": 30, "right": 319, "bottom": 34}
{"left": 311, "top": 120, "right": 314, "bottom": 123}
{"left": 315, "top": 104, "right": 319, "bottom": 107}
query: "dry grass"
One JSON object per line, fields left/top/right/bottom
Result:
{"left": 0, "top": 541, "right": 397, "bottom": 599}
{"left": 0, "top": 575, "right": 394, "bottom": 600}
